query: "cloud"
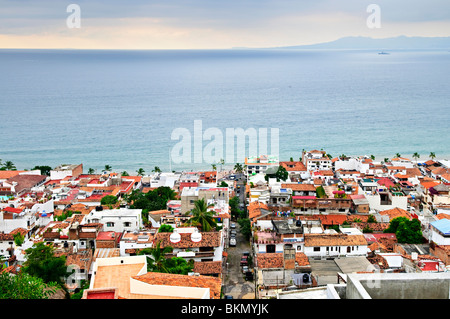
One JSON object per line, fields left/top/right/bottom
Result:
{"left": 0, "top": 0, "right": 449, "bottom": 49}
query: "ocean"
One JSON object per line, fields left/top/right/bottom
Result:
{"left": 0, "top": 48, "right": 449, "bottom": 173}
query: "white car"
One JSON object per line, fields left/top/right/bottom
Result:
{"left": 230, "top": 238, "right": 236, "bottom": 246}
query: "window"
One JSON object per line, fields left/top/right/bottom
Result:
{"left": 266, "top": 245, "right": 276, "bottom": 253}
{"left": 313, "top": 247, "right": 320, "bottom": 252}
{"left": 106, "top": 222, "right": 115, "bottom": 227}
{"left": 124, "top": 222, "right": 131, "bottom": 227}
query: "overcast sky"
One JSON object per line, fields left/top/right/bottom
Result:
{"left": 1, "top": 0, "right": 450, "bottom": 49}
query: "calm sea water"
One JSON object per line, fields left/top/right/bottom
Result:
{"left": 0, "top": 49, "right": 449, "bottom": 173}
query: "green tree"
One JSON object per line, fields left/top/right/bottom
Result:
{"left": 13, "top": 233, "right": 24, "bottom": 246}
{"left": 395, "top": 153, "right": 401, "bottom": 158}
{"left": 152, "top": 166, "right": 162, "bottom": 173}
{"left": 229, "top": 196, "right": 244, "bottom": 219}
{"left": 367, "top": 215, "right": 377, "bottom": 223}
{"left": 87, "top": 168, "right": 95, "bottom": 174}
{"left": 234, "top": 163, "right": 244, "bottom": 173}
{"left": 32, "top": 165, "right": 52, "bottom": 176}
{"left": 136, "top": 168, "right": 145, "bottom": 176}
{"left": 0, "top": 161, "right": 16, "bottom": 171}
{"left": 237, "top": 218, "right": 252, "bottom": 241}
{"left": 164, "top": 257, "right": 194, "bottom": 275}
{"left": 121, "top": 171, "right": 129, "bottom": 176}
{"left": 219, "top": 181, "right": 228, "bottom": 187}
{"left": 187, "top": 198, "right": 217, "bottom": 232}
{"left": 22, "top": 242, "right": 71, "bottom": 295}
{"left": 100, "top": 195, "right": 118, "bottom": 206}
{"left": 138, "top": 241, "right": 173, "bottom": 273}
{"left": 265, "top": 165, "right": 288, "bottom": 182}
{"left": 124, "top": 187, "right": 177, "bottom": 212}
{"left": 316, "top": 186, "right": 326, "bottom": 198}
{"left": 413, "top": 152, "right": 420, "bottom": 163}
{"left": 158, "top": 224, "right": 174, "bottom": 233}
{"left": 429, "top": 152, "right": 436, "bottom": 160}
{"left": 384, "top": 217, "right": 423, "bottom": 244}
{"left": 104, "top": 165, "right": 112, "bottom": 172}
{"left": 0, "top": 272, "right": 58, "bottom": 299}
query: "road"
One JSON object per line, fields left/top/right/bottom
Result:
{"left": 223, "top": 222, "right": 255, "bottom": 299}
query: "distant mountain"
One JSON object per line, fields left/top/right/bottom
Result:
{"left": 261, "top": 36, "right": 450, "bottom": 50}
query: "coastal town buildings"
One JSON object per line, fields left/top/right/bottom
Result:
{"left": 1, "top": 151, "right": 450, "bottom": 300}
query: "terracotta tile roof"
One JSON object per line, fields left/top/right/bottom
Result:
{"left": 318, "top": 214, "right": 348, "bottom": 226}
{"left": 436, "top": 213, "right": 450, "bottom": 220}
{"left": 295, "top": 252, "right": 310, "bottom": 267}
{"left": 304, "top": 233, "right": 367, "bottom": 247}
{"left": 379, "top": 207, "right": 412, "bottom": 220}
{"left": 421, "top": 180, "right": 441, "bottom": 190}
{"left": 281, "top": 183, "right": 316, "bottom": 192}
{"left": 6, "top": 174, "right": 47, "bottom": 193}
{"left": 193, "top": 261, "right": 223, "bottom": 275}
{"left": 256, "top": 253, "right": 284, "bottom": 268}
{"left": 367, "top": 254, "right": 390, "bottom": 269}
{"left": 0, "top": 228, "right": 28, "bottom": 241}
{"left": 0, "top": 171, "right": 25, "bottom": 180}
{"left": 155, "top": 231, "right": 221, "bottom": 249}
{"left": 279, "top": 161, "right": 307, "bottom": 172}
{"left": 406, "top": 168, "right": 423, "bottom": 177}
{"left": 132, "top": 272, "right": 222, "bottom": 299}
{"left": 248, "top": 201, "right": 269, "bottom": 219}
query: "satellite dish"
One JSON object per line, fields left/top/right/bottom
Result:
{"left": 191, "top": 231, "right": 202, "bottom": 243}
{"left": 169, "top": 230, "right": 181, "bottom": 243}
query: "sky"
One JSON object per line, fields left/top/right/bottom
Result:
{"left": 1, "top": 0, "right": 450, "bottom": 49}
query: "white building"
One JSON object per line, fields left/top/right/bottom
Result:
{"left": 429, "top": 219, "right": 450, "bottom": 246}
{"left": 302, "top": 150, "right": 332, "bottom": 172}
{"left": 245, "top": 155, "right": 279, "bottom": 176}
{"left": 303, "top": 233, "right": 368, "bottom": 259}
{"left": 85, "top": 208, "right": 142, "bottom": 233}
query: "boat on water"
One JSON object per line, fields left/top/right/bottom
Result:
{"left": 378, "top": 51, "right": 390, "bottom": 55}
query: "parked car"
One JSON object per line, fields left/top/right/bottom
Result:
{"left": 242, "top": 265, "right": 249, "bottom": 273}
{"left": 230, "top": 230, "right": 237, "bottom": 236}
{"left": 230, "top": 238, "right": 236, "bottom": 246}
{"left": 231, "top": 223, "right": 236, "bottom": 229}
{"left": 240, "top": 258, "right": 248, "bottom": 266}
{"left": 224, "top": 295, "right": 233, "bottom": 299}
{"left": 242, "top": 251, "right": 250, "bottom": 256}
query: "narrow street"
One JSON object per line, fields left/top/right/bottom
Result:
{"left": 222, "top": 173, "right": 256, "bottom": 299}
{"left": 223, "top": 222, "right": 256, "bottom": 299}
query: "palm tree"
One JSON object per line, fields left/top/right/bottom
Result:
{"left": 234, "top": 163, "right": 243, "bottom": 173}
{"left": 152, "top": 166, "right": 161, "bottom": 173}
{"left": 121, "top": 171, "right": 129, "bottom": 176}
{"left": 384, "top": 158, "right": 390, "bottom": 163}
{"left": 138, "top": 241, "right": 173, "bottom": 273}
{"left": 87, "top": 168, "right": 95, "bottom": 174}
{"left": 187, "top": 198, "right": 217, "bottom": 232}
{"left": 104, "top": 165, "right": 112, "bottom": 172}
{"left": 211, "top": 164, "right": 217, "bottom": 171}
{"left": 370, "top": 155, "right": 375, "bottom": 161}
{"left": 136, "top": 168, "right": 145, "bottom": 176}
{"left": 413, "top": 152, "right": 420, "bottom": 163}
{"left": 429, "top": 152, "right": 436, "bottom": 160}
{"left": 219, "top": 158, "right": 225, "bottom": 172}
{"left": 1, "top": 161, "right": 16, "bottom": 170}
{"left": 395, "top": 153, "right": 401, "bottom": 158}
